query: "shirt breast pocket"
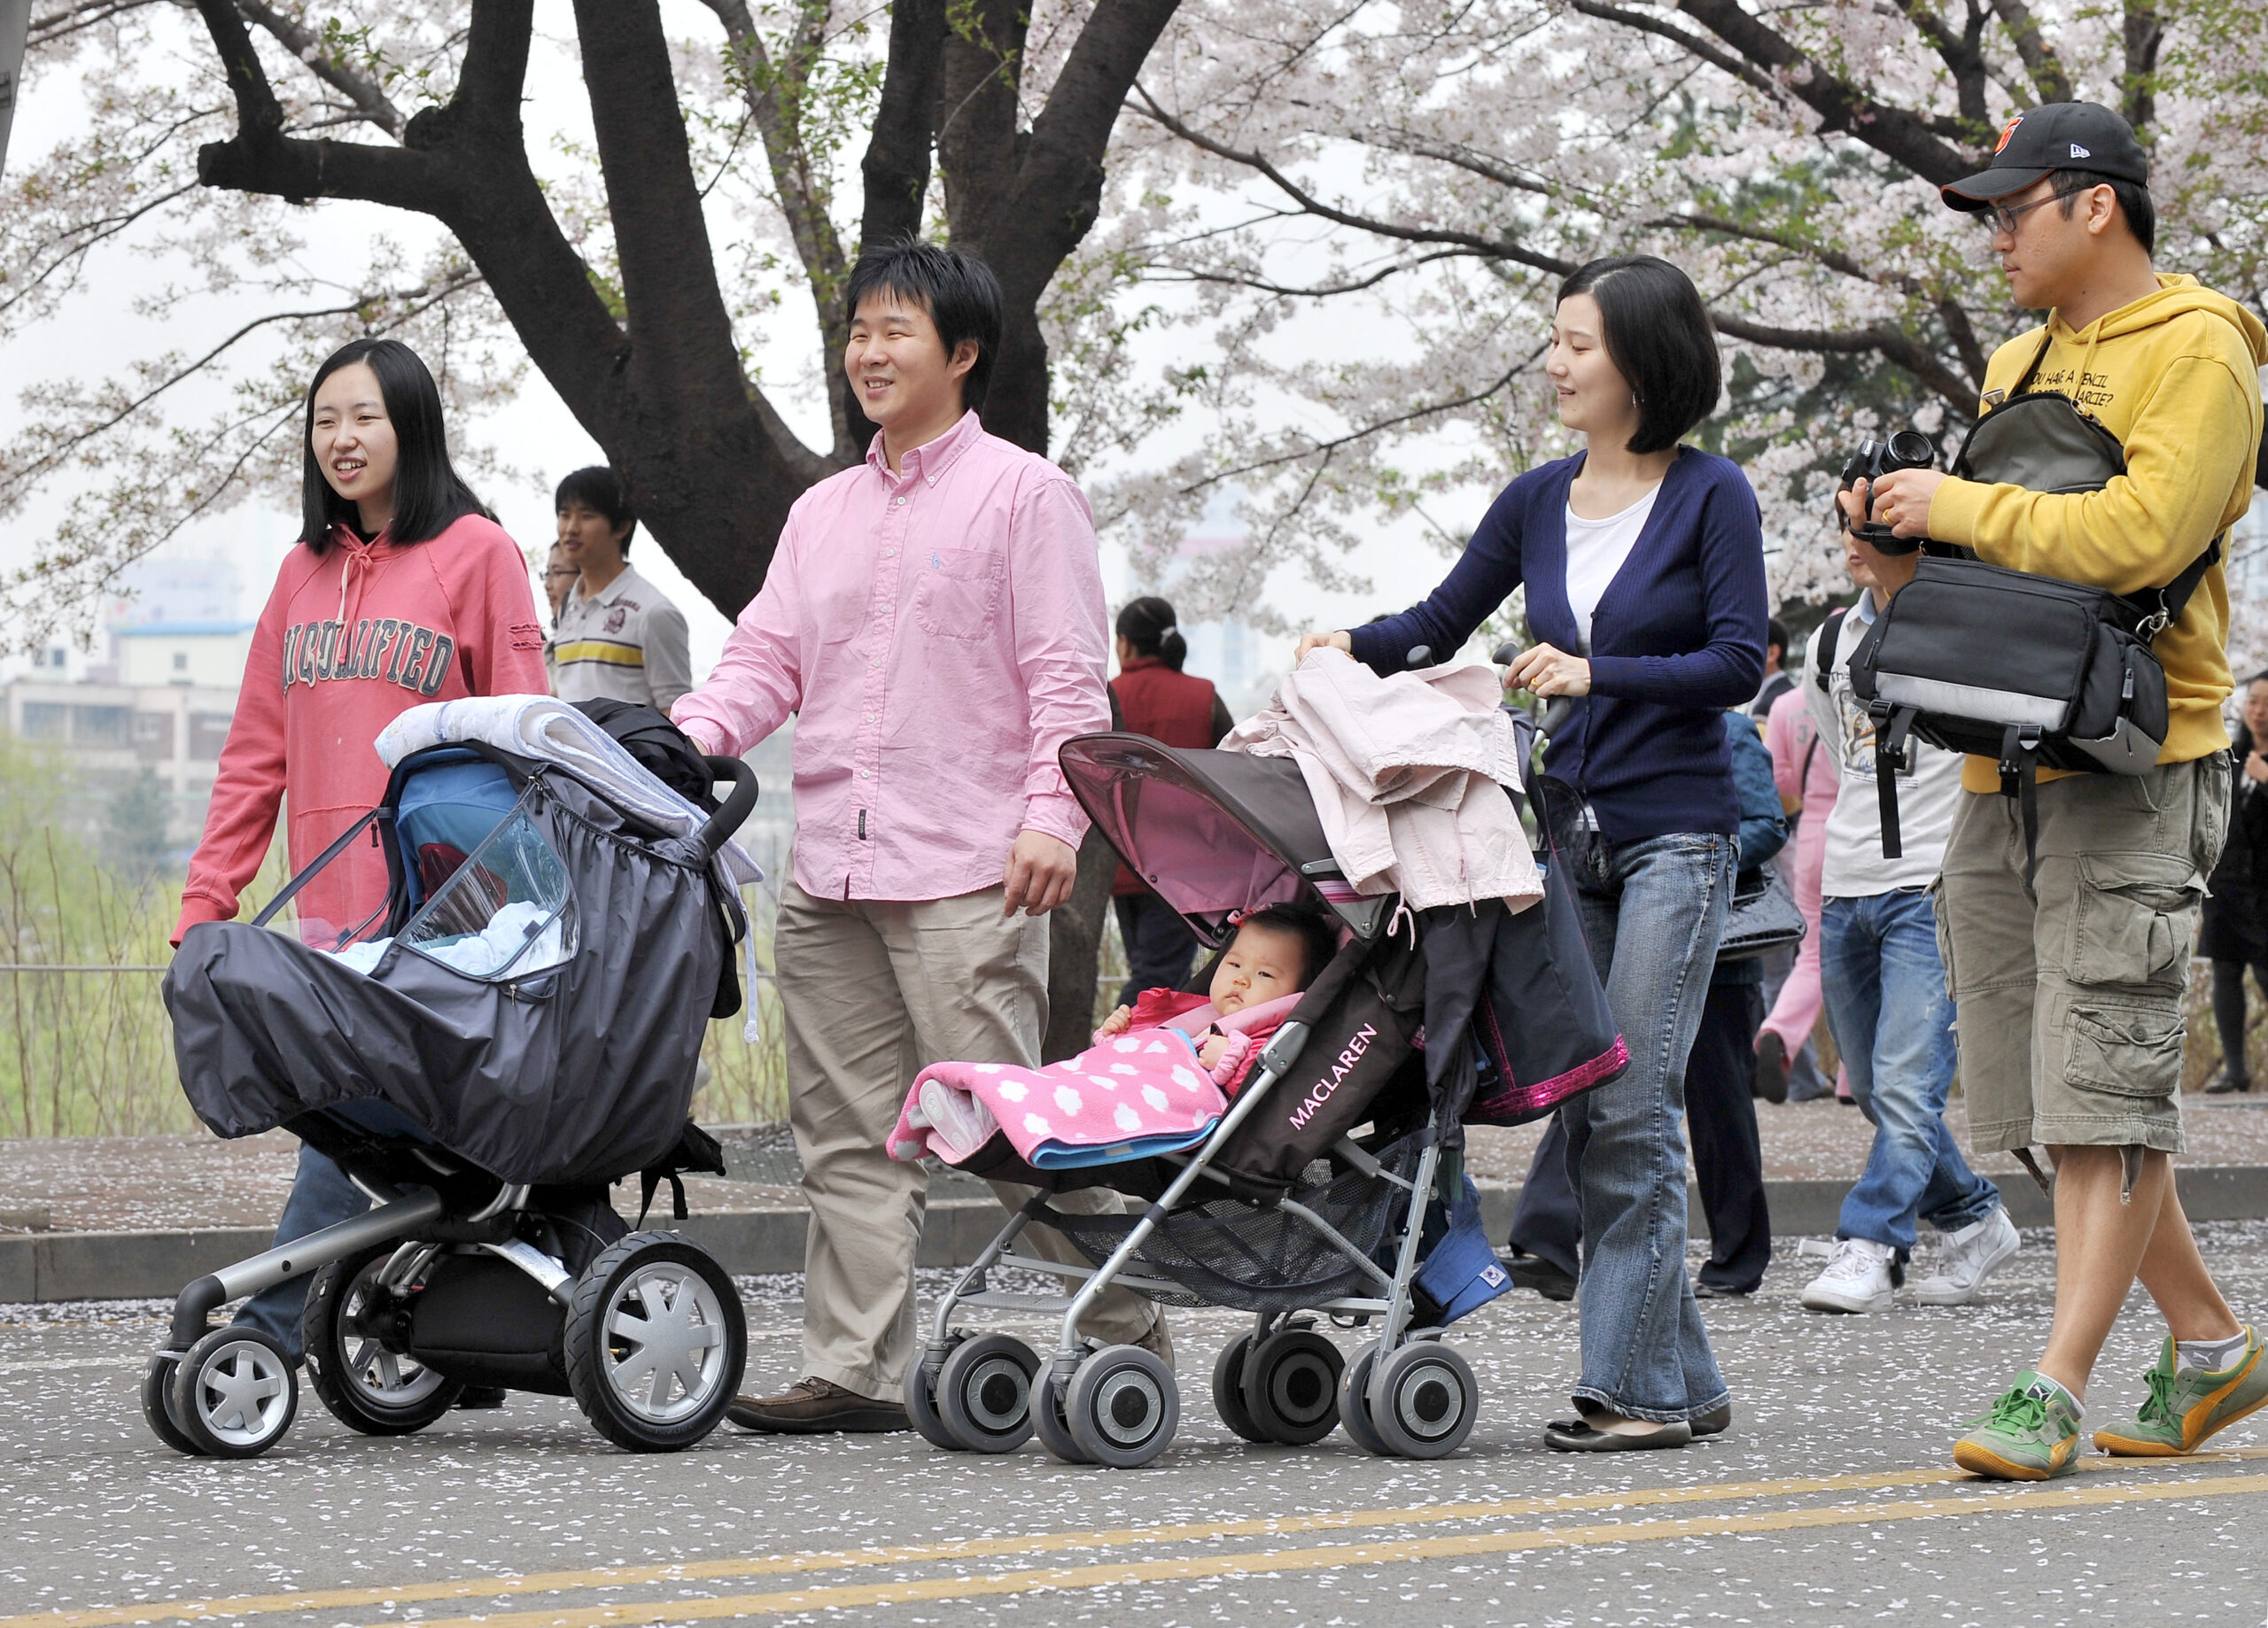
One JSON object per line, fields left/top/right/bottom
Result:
{"left": 911, "top": 547, "right": 1006, "bottom": 640}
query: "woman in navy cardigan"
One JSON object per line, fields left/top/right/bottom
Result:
{"left": 1300, "top": 256, "right": 1768, "bottom": 1450}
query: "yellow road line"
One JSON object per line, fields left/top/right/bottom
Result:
{"left": 12, "top": 1447, "right": 2266, "bottom": 1628}
{"left": 379, "top": 1470, "right": 2268, "bottom": 1628}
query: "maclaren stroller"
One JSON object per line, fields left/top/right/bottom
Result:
{"left": 147, "top": 709, "right": 760, "bottom": 1458}
{"left": 902, "top": 732, "right": 1625, "bottom": 1468}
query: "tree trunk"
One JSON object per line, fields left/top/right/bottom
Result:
{"left": 1044, "top": 826, "right": 1123, "bottom": 1063}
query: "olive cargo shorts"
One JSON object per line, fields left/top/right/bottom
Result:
{"left": 1933, "top": 753, "right": 2229, "bottom": 1155}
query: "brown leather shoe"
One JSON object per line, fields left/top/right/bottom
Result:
{"left": 1133, "top": 1316, "right": 1175, "bottom": 1373}
{"left": 725, "top": 1376, "right": 909, "bottom": 1435}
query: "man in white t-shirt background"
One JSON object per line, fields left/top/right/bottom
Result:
{"left": 547, "top": 465, "right": 694, "bottom": 713}
{"left": 1798, "top": 531, "right": 2020, "bottom": 1314}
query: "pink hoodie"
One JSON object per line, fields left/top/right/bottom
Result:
{"left": 175, "top": 515, "right": 549, "bottom": 942}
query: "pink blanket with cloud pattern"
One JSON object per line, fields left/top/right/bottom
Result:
{"left": 889, "top": 991, "right": 1300, "bottom": 1171}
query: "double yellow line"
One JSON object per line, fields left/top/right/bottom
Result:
{"left": 15, "top": 1449, "right": 2268, "bottom": 1628}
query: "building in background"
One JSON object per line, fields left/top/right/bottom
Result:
{"left": 1143, "top": 509, "right": 1275, "bottom": 722}
{"left": 2, "top": 556, "right": 250, "bottom": 858}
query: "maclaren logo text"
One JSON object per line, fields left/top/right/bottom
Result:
{"left": 1286, "top": 1024, "right": 1379, "bottom": 1129}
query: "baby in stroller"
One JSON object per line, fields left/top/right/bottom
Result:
{"left": 1095, "top": 904, "right": 1340, "bottom": 1084}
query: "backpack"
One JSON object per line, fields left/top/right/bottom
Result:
{"left": 1847, "top": 332, "right": 2224, "bottom": 872}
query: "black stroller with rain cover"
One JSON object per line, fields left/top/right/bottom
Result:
{"left": 903, "top": 731, "right": 1625, "bottom": 1467}
{"left": 147, "top": 715, "right": 761, "bottom": 1458}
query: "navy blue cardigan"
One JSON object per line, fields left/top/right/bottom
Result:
{"left": 1349, "top": 447, "right": 1768, "bottom": 841}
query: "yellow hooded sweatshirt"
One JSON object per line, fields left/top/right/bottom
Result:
{"left": 1926, "top": 274, "right": 2266, "bottom": 795}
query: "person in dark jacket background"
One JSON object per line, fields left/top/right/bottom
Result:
{"left": 1110, "top": 596, "right": 1236, "bottom": 1005}
{"left": 1686, "top": 709, "right": 1788, "bottom": 1293}
{"left": 2202, "top": 673, "right": 2268, "bottom": 1093}
{"left": 1507, "top": 709, "right": 1785, "bottom": 1301}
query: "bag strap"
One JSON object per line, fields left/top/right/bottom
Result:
{"left": 2134, "top": 536, "right": 2223, "bottom": 640}
{"left": 2007, "top": 329, "right": 2056, "bottom": 399}
{"left": 1812, "top": 606, "right": 1850, "bottom": 696}
{"left": 1999, "top": 725, "right": 2044, "bottom": 889}
{"left": 1870, "top": 703, "right": 1915, "bottom": 861}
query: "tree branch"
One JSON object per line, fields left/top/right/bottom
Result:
{"left": 1709, "top": 314, "right": 1973, "bottom": 404}
{"left": 1658, "top": 0, "right": 1973, "bottom": 186}
{"left": 2121, "top": 0, "right": 2162, "bottom": 132}
{"left": 1130, "top": 89, "right": 1575, "bottom": 276}
{"left": 858, "top": 0, "right": 946, "bottom": 251}
{"left": 235, "top": 0, "right": 407, "bottom": 138}
{"left": 1988, "top": 0, "right": 2073, "bottom": 106}
{"left": 700, "top": 0, "right": 862, "bottom": 461}
{"left": 1566, "top": 0, "right": 1784, "bottom": 103}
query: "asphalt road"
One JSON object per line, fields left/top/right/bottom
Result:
{"left": 5, "top": 1225, "right": 2268, "bottom": 1628}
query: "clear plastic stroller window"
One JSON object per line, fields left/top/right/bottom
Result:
{"left": 398, "top": 790, "right": 577, "bottom": 980}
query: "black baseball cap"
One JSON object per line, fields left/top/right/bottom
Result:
{"left": 1941, "top": 102, "right": 2149, "bottom": 210}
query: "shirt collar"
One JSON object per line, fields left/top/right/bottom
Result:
{"left": 865, "top": 409, "right": 984, "bottom": 487}
{"left": 1854, "top": 588, "right": 1881, "bottom": 624}
{"left": 574, "top": 566, "right": 641, "bottom": 609}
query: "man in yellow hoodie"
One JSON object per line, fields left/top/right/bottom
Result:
{"left": 1851, "top": 101, "right": 2268, "bottom": 1481}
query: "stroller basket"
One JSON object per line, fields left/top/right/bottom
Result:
{"left": 1038, "top": 1133, "right": 1425, "bottom": 1314}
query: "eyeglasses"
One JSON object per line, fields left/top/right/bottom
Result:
{"left": 1976, "top": 188, "right": 2080, "bottom": 238}
{"left": 543, "top": 567, "right": 579, "bottom": 581}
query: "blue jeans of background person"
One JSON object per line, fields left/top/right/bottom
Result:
{"left": 1819, "top": 888, "right": 2000, "bottom": 1253}
{"left": 1565, "top": 831, "right": 1735, "bottom": 1423}
{"left": 231, "top": 1145, "right": 369, "bottom": 1363}
{"left": 1115, "top": 893, "right": 1200, "bottom": 1009}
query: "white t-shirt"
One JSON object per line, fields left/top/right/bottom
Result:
{"left": 1563, "top": 486, "right": 1661, "bottom": 655}
{"left": 1806, "top": 593, "right": 1966, "bottom": 896}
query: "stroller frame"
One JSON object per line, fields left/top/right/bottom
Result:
{"left": 144, "top": 753, "right": 761, "bottom": 1461}
{"left": 913, "top": 1010, "right": 1472, "bottom": 1467}
{"left": 905, "top": 733, "right": 1484, "bottom": 1467}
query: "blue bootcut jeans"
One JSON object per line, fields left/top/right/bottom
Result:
{"left": 1819, "top": 888, "right": 2000, "bottom": 1253}
{"left": 1565, "top": 830, "right": 1735, "bottom": 1424}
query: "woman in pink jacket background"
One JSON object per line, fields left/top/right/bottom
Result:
{"left": 1757, "top": 678, "right": 1846, "bottom": 1104}
{"left": 174, "top": 337, "right": 548, "bottom": 1368}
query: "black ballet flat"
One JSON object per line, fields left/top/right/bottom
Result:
{"left": 1543, "top": 1415, "right": 1693, "bottom": 1452}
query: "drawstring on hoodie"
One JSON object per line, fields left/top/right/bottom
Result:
{"left": 303, "top": 527, "right": 380, "bottom": 690}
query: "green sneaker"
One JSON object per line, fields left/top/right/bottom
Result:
{"left": 1953, "top": 1371, "right": 2085, "bottom": 1481}
{"left": 2094, "top": 1327, "right": 2268, "bottom": 1457}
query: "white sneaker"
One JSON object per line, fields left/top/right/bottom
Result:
{"left": 1799, "top": 1237, "right": 1899, "bottom": 1314}
{"left": 1909, "top": 1205, "right": 2020, "bottom": 1306}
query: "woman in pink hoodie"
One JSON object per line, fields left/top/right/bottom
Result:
{"left": 175, "top": 337, "right": 548, "bottom": 1367}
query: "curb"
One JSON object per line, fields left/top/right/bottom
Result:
{"left": 10, "top": 1167, "right": 2268, "bottom": 1304}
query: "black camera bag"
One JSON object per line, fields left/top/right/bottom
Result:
{"left": 1848, "top": 332, "right": 2220, "bottom": 872}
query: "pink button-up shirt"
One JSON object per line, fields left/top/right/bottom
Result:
{"left": 672, "top": 411, "right": 1109, "bottom": 902}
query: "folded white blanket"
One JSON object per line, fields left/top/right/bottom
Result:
{"left": 329, "top": 900, "right": 573, "bottom": 980}
{"left": 376, "top": 695, "right": 762, "bottom": 887}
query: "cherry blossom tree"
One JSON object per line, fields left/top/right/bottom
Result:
{"left": 1100, "top": 0, "right": 2268, "bottom": 615}
{"left": 2, "top": 0, "right": 1182, "bottom": 1058}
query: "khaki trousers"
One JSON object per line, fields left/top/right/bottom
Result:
{"left": 1934, "top": 754, "right": 2229, "bottom": 1156}
{"left": 775, "top": 880, "right": 1160, "bottom": 1401}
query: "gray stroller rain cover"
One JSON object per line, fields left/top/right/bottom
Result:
{"left": 166, "top": 737, "right": 750, "bottom": 1188}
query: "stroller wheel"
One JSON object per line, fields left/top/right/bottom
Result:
{"left": 141, "top": 1351, "right": 201, "bottom": 1456}
{"left": 303, "top": 1246, "right": 463, "bottom": 1436}
{"left": 905, "top": 1336, "right": 967, "bottom": 1452}
{"left": 1032, "top": 1366, "right": 1091, "bottom": 1464}
{"left": 1210, "top": 1335, "right": 1269, "bottom": 1445}
{"left": 1244, "top": 1328, "right": 1343, "bottom": 1446}
{"left": 169, "top": 1327, "right": 298, "bottom": 1459}
{"left": 1065, "top": 1344, "right": 1178, "bottom": 1469}
{"left": 564, "top": 1231, "right": 747, "bottom": 1453}
{"left": 1337, "top": 1343, "right": 1390, "bottom": 1456}
{"left": 936, "top": 1334, "right": 1039, "bottom": 1454}
{"left": 1367, "top": 1341, "right": 1478, "bottom": 1460}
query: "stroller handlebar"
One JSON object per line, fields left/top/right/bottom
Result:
{"left": 695, "top": 756, "right": 760, "bottom": 857}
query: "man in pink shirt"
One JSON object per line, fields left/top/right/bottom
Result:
{"left": 673, "top": 243, "right": 1165, "bottom": 1433}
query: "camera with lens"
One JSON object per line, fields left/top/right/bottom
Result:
{"left": 1838, "top": 428, "right": 1938, "bottom": 550}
